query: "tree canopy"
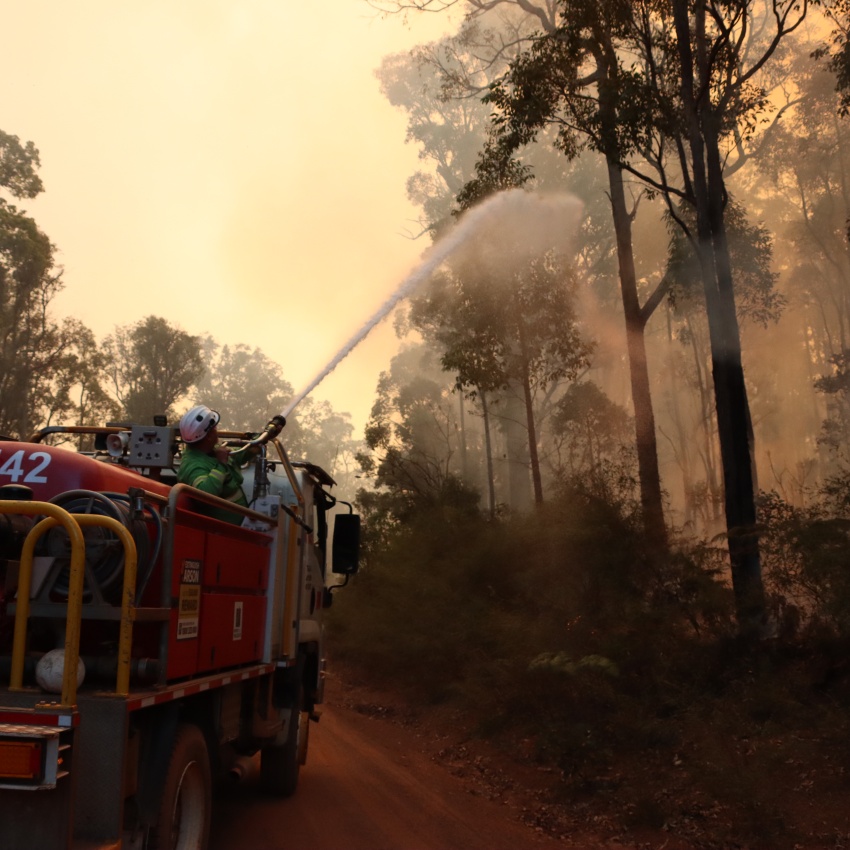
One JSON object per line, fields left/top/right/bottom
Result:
{"left": 103, "top": 316, "right": 205, "bottom": 424}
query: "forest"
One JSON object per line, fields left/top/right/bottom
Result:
{"left": 4, "top": 0, "right": 850, "bottom": 844}
{"left": 331, "top": 1, "right": 850, "bottom": 846}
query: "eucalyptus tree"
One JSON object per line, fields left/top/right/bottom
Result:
{"left": 0, "top": 132, "right": 100, "bottom": 438}
{"left": 451, "top": 0, "right": 809, "bottom": 629}
{"left": 358, "top": 343, "right": 481, "bottom": 520}
{"left": 663, "top": 202, "right": 784, "bottom": 522}
{"left": 377, "top": 17, "right": 572, "bottom": 509}
{"left": 0, "top": 131, "right": 43, "bottom": 200}
{"left": 663, "top": 0, "right": 807, "bottom": 631}
{"left": 410, "top": 249, "right": 592, "bottom": 505}
{"left": 38, "top": 323, "right": 120, "bottom": 427}
{"left": 752, "top": 58, "right": 850, "bottom": 482}
{"left": 193, "top": 339, "right": 293, "bottom": 432}
{"left": 550, "top": 380, "right": 635, "bottom": 499}
{"left": 103, "top": 316, "right": 204, "bottom": 424}
{"left": 376, "top": 25, "right": 508, "bottom": 235}
{"left": 376, "top": 0, "right": 671, "bottom": 542}
{"left": 0, "top": 204, "right": 58, "bottom": 437}
{"left": 757, "top": 62, "right": 850, "bottom": 361}
{"left": 287, "top": 399, "right": 360, "bottom": 492}
{"left": 813, "top": 0, "right": 850, "bottom": 113}
{"left": 457, "top": 0, "right": 672, "bottom": 546}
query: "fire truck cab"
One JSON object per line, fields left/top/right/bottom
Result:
{"left": 0, "top": 418, "right": 359, "bottom": 849}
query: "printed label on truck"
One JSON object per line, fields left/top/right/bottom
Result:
{"left": 177, "top": 559, "right": 201, "bottom": 640}
{"left": 233, "top": 601, "right": 243, "bottom": 641}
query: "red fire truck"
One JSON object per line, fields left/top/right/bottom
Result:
{"left": 0, "top": 415, "right": 359, "bottom": 849}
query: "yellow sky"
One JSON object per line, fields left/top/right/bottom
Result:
{"left": 1, "top": 1, "right": 457, "bottom": 431}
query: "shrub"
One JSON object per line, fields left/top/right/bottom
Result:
{"left": 759, "top": 489, "right": 850, "bottom": 637}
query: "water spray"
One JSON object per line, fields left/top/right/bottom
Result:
{"left": 279, "top": 189, "right": 583, "bottom": 421}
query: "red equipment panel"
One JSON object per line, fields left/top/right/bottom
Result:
{"left": 162, "top": 507, "right": 272, "bottom": 680}
{"left": 203, "top": 528, "right": 270, "bottom": 591}
{"left": 196, "top": 593, "right": 265, "bottom": 671}
{"left": 165, "top": 525, "right": 205, "bottom": 679}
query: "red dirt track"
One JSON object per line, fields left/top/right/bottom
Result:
{"left": 209, "top": 684, "right": 565, "bottom": 850}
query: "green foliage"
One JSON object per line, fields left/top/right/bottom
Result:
{"left": 412, "top": 248, "right": 592, "bottom": 397}
{"left": 39, "top": 321, "right": 122, "bottom": 433}
{"left": 329, "top": 486, "right": 734, "bottom": 714}
{"left": 329, "top": 501, "right": 501, "bottom": 698}
{"left": 376, "top": 31, "right": 501, "bottom": 233}
{"left": 0, "top": 203, "right": 55, "bottom": 437}
{"left": 357, "top": 342, "right": 480, "bottom": 513}
{"left": 0, "top": 131, "right": 113, "bottom": 438}
{"left": 0, "top": 203, "right": 104, "bottom": 438}
{"left": 0, "top": 130, "right": 43, "bottom": 200}
{"left": 287, "top": 398, "right": 361, "bottom": 492}
{"left": 550, "top": 381, "right": 636, "bottom": 496}
{"left": 813, "top": 0, "right": 850, "bottom": 115}
{"left": 759, "top": 489, "right": 850, "bottom": 635}
{"left": 813, "top": 350, "right": 850, "bottom": 470}
{"left": 665, "top": 201, "right": 785, "bottom": 328}
{"left": 528, "top": 651, "right": 620, "bottom": 676}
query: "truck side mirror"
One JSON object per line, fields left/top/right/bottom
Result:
{"left": 331, "top": 513, "right": 360, "bottom": 575}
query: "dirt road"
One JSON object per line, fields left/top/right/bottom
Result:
{"left": 209, "top": 696, "right": 564, "bottom": 850}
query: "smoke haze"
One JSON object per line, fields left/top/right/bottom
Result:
{"left": 283, "top": 189, "right": 585, "bottom": 417}
{"left": 0, "top": 1, "right": 459, "bottom": 431}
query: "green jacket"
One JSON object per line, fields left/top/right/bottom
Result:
{"left": 177, "top": 444, "right": 254, "bottom": 523}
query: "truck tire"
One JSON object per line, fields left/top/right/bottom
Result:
{"left": 148, "top": 723, "right": 211, "bottom": 850}
{"left": 260, "top": 675, "right": 307, "bottom": 797}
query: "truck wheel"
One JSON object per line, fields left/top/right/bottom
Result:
{"left": 148, "top": 724, "right": 211, "bottom": 850}
{"left": 260, "top": 677, "right": 306, "bottom": 797}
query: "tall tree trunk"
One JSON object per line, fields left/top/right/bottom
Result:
{"left": 502, "top": 389, "right": 532, "bottom": 512}
{"left": 516, "top": 316, "right": 544, "bottom": 504}
{"left": 672, "top": 0, "right": 765, "bottom": 633}
{"left": 457, "top": 389, "right": 469, "bottom": 480}
{"left": 521, "top": 373, "right": 544, "bottom": 504}
{"left": 480, "top": 389, "right": 497, "bottom": 519}
{"left": 665, "top": 305, "right": 696, "bottom": 527}
{"left": 594, "top": 28, "right": 667, "bottom": 544}
{"left": 684, "top": 313, "right": 722, "bottom": 526}
{"left": 606, "top": 160, "right": 668, "bottom": 545}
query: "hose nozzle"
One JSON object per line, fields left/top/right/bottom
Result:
{"left": 248, "top": 414, "right": 286, "bottom": 447}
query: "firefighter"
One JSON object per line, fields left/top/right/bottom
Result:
{"left": 177, "top": 405, "right": 260, "bottom": 522}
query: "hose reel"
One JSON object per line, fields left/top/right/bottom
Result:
{"left": 40, "top": 490, "right": 152, "bottom": 604}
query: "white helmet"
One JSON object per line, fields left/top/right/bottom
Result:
{"left": 179, "top": 405, "right": 220, "bottom": 444}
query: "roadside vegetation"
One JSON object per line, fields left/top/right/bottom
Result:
{"left": 323, "top": 5, "right": 850, "bottom": 842}
{"left": 329, "top": 473, "right": 850, "bottom": 848}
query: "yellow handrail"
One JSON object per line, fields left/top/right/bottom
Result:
{"left": 1, "top": 503, "right": 139, "bottom": 704}
{"left": 71, "top": 515, "right": 137, "bottom": 697}
{"left": 1, "top": 502, "right": 85, "bottom": 707}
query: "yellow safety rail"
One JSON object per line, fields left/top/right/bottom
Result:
{"left": 2, "top": 502, "right": 85, "bottom": 708}
{"left": 70, "top": 515, "right": 138, "bottom": 697}
{"left": 1, "top": 503, "right": 139, "bottom": 706}
{"left": 281, "top": 513, "right": 301, "bottom": 660}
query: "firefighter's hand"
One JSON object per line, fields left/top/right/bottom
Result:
{"left": 214, "top": 446, "right": 231, "bottom": 464}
